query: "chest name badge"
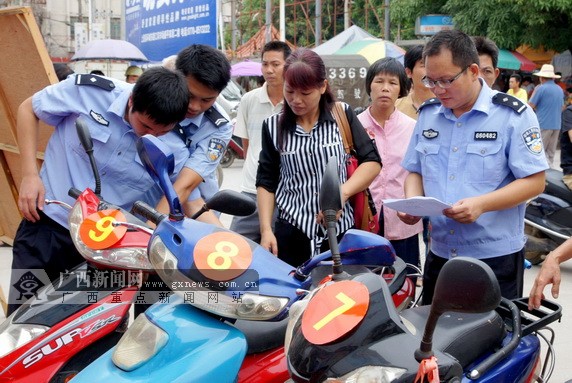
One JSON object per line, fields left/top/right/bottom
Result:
{"left": 522, "top": 127, "right": 543, "bottom": 155}
{"left": 474, "top": 131, "right": 498, "bottom": 140}
{"left": 90, "top": 110, "right": 109, "bottom": 126}
{"left": 422, "top": 129, "right": 439, "bottom": 139}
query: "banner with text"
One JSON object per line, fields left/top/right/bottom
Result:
{"left": 125, "top": 0, "right": 217, "bottom": 62}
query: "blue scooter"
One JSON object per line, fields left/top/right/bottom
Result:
{"left": 70, "top": 136, "right": 413, "bottom": 382}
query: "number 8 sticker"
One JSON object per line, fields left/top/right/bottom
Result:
{"left": 79, "top": 209, "right": 128, "bottom": 250}
{"left": 194, "top": 231, "right": 253, "bottom": 281}
{"left": 301, "top": 280, "right": 369, "bottom": 345}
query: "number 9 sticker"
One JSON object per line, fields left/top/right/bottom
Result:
{"left": 194, "top": 231, "right": 253, "bottom": 281}
{"left": 79, "top": 209, "right": 127, "bottom": 250}
{"left": 301, "top": 280, "right": 369, "bottom": 345}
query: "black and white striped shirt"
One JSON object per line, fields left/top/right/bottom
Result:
{"left": 256, "top": 102, "right": 380, "bottom": 240}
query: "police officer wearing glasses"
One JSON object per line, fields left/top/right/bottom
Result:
{"left": 399, "top": 29, "right": 548, "bottom": 305}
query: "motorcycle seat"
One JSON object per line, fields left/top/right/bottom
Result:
{"left": 545, "top": 168, "right": 572, "bottom": 204}
{"left": 233, "top": 317, "right": 289, "bottom": 354}
{"left": 400, "top": 305, "right": 506, "bottom": 368}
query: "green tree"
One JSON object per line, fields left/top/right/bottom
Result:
{"left": 390, "top": 0, "right": 572, "bottom": 51}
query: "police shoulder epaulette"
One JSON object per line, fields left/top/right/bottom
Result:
{"left": 204, "top": 106, "right": 229, "bottom": 128}
{"left": 492, "top": 93, "right": 527, "bottom": 114}
{"left": 417, "top": 98, "right": 441, "bottom": 112}
{"left": 75, "top": 74, "right": 115, "bottom": 91}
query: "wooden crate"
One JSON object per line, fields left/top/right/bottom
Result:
{"left": 0, "top": 6, "right": 58, "bottom": 244}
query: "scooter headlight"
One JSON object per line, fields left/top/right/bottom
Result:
{"left": 69, "top": 202, "right": 152, "bottom": 271}
{"left": 149, "top": 236, "right": 289, "bottom": 320}
{"left": 112, "top": 314, "right": 168, "bottom": 371}
{"left": 325, "top": 366, "right": 407, "bottom": 382}
{"left": 0, "top": 317, "right": 48, "bottom": 358}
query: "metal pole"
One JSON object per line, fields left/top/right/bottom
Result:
{"left": 219, "top": 0, "right": 225, "bottom": 52}
{"left": 280, "top": 0, "right": 285, "bottom": 41}
{"left": 315, "top": 0, "right": 321, "bottom": 46}
{"left": 344, "top": 0, "right": 349, "bottom": 30}
{"left": 265, "top": 0, "right": 271, "bottom": 43}
{"left": 231, "top": 0, "right": 237, "bottom": 53}
{"left": 87, "top": 0, "right": 92, "bottom": 42}
{"left": 384, "top": 0, "right": 390, "bottom": 40}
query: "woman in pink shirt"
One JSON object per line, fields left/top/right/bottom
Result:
{"left": 358, "top": 57, "right": 423, "bottom": 267}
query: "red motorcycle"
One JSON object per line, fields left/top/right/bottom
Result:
{"left": 0, "top": 120, "right": 155, "bottom": 383}
{"left": 220, "top": 135, "right": 245, "bottom": 168}
{"left": 0, "top": 187, "right": 153, "bottom": 383}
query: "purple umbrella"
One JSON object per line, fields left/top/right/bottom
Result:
{"left": 231, "top": 61, "right": 262, "bottom": 77}
{"left": 71, "top": 39, "right": 149, "bottom": 62}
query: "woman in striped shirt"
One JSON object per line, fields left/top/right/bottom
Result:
{"left": 256, "top": 48, "right": 382, "bottom": 266}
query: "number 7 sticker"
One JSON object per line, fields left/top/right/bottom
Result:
{"left": 301, "top": 280, "right": 369, "bottom": 345}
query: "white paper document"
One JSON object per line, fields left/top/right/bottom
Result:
{"left": 382, "top": 196, "right": 452, "bottom": 216}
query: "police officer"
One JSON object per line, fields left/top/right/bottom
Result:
{"left": 9, "top": 67, "right": 190, "bottom": 315}
{"left": 155, "top": 44, "right": 233, "bottom": 224}
{"left": 133, "top": 45, "right": 233, "bottom": 316}
{"left": 399, "top": 30, "right": 548, "bottom": 304}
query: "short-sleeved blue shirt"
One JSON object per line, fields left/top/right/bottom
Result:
{"left": 33, "top": 74, "right": 188, "bottom": 227}
{"left": 529, "top": 80, "right": 565, "bottom": 130}
{"left": 175, "top": 103, "right": 232, "bottom": 201}
{"left": 402, "top": 82, "right": 549, "bottom": 259}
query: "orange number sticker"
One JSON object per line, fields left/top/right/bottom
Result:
{"left": 194, "top": 231, "right": 253, "bottom": 281}
{"left": 79, "top": 209, "right": 127, "bottom": 250}
{"left": 301, "top": 280, "right": 369, "bottom": 345}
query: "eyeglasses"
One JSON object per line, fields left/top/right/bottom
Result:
{"left": 422, "top": 66, "right": 469, "bottom": 89}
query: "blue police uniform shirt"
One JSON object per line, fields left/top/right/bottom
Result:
{"left": 175, "top": 103, "right": 232, "bottom": 201}
{"left": 33, "top": 74, "right": 188, "bottom": 227}
{"left": 401, "top": 81, "right": 549, "bottom": 259}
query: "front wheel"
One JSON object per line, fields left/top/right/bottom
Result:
{"left": 220, "top": 148, "right": 236, "bottom": 168}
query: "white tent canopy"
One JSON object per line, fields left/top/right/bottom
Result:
{"left": 312, "top": 25, "right": 375, "bottom": 55}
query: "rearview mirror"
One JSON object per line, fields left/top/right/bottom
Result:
{"left": 205, "top": 190, "right": 256, "bottom": 217}
{"left": 319, "top": 158, "right": 342, "bottom": 213}
{"left": 136, "top": 135, "right": 183, "bottom": 219}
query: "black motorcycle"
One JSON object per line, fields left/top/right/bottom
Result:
{"left": 525, "top": 168, "right": 572, "bottom": 264}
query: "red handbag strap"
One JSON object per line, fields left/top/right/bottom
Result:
{"left": 332, "top": 102, "right": 353, "bottom": 154}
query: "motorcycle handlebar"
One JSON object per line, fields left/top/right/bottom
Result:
{"left": 68, "top": 188, "right": 82, "bottom": 199}
{"left": 132, "top": 201, "right": 167, "bottom": 225}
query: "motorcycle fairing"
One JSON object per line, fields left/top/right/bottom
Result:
{"left": 70, "top": 294, "right": 247, "bottom": 383}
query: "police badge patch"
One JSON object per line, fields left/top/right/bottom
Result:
{"left": 522, "top": 127, "right": 543, "bottom": 155}
{"left": 422, "top": 129, "right": 439, "bottom": 139}
{"left": 90, "top": 110, "right": 109, "bottom": 126}
{"left": 207, "top": 138, "right": 226, "bottom": 161}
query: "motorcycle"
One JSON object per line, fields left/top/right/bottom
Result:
{"left": 69, "top": 140, "right": 416, "bottom": 383}
{"left": 220, "top": 135, "right": 245, "bottom": 168}
{"left": 525, "top": 168, "right": 572, "bottom": 264}
{"left": 285, "top": 222, "right": 562, "bottom": 382}
{"left": 0, "top": 118, "right": 260, "bottom": 382}
{"left": 0, "top": 120, "right": 158, "bottom": 382}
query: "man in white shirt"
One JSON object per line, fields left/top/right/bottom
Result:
{"left": 230, "top": 41, "right": 291, "bottom": 242}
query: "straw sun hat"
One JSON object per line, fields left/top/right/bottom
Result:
{"left": 533, "top": 64, "right": 561, "bottom": 79}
